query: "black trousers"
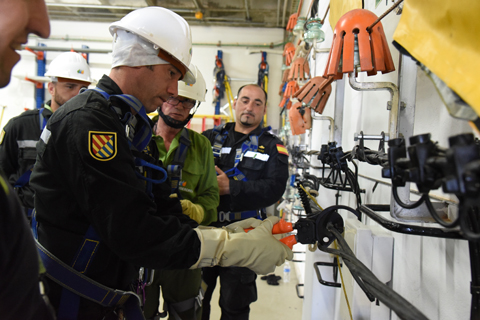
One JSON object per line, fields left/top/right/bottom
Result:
{"left": 201, "top": 266, "right": 257, "bottom": 320}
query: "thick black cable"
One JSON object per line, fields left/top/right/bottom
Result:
{"left": 323, "top": 224, "right": 429, "bottom": 320}
{"left": 360, "top": 205, "right": 464, "bottom": 239}
{"left": 320, "top": 204, "right": 362, "bottom": 221}
{"left": 392, "top": 186, "right": 427, "bottom": 209}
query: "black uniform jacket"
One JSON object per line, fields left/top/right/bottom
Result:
{"left": 30, "top": 76, "right": 201, "bottom": 302}
{"left": 0, "top": 104, "right": 52, "bottom": 209}
{"left": 0, "top": 170, "right": 54, "bottom": 320}
{"left": 203, "top": 122, "right": 289, "bottom": 221}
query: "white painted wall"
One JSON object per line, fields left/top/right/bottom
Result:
{"left": 298, "top": 0, "right": 475, "bottom": 319}
{"left": 0, "top": 20, "right": 285, "bottom": 133}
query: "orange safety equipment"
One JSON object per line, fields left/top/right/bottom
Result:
{"left": 289, "top": 102, "right": 306, "bottom": 136}
{"left": 284, "top": 80, "right": 300, "bottom": 98}
{"left": 303, "top": 105, "right": 312, "bottom": 130}
{"left": 287, "top": 13, "right": 299, "bottom": 31}
{"left": 289, "top": 57, "right": 310, "bottom": 81}
{"left": 282, "top": 68, "right": 291, "bottom": 83}
{"left": 283, "top": 43, "right": 296, "bottom": 66}
{"left": 324, "top": 9, "right": 395, "bottom": 80}
{"left": 294, "top": 75, "right": 333, "bottom": 114}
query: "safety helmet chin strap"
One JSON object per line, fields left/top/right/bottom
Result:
{"left": 157, "top": 101, "right": 199, "bottom": 129}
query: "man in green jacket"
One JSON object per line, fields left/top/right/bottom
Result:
{"left": 144, "top": 64, "right": 219, "bottom": 320}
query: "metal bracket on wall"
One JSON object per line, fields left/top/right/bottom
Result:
{"left": 313, "top": 259, "right": 342, "bottom": 288}
{"left": 392, "top": 54, "right": 452, "bottom": 223}
{"left": 296, "top": 284, "right": 305, "bottom": 299}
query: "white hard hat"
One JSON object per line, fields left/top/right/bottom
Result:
{"left": 44, "top": 52, "right": 93, "bottom": 83}
{"left": 109, "top": 7, "right": 195, "bottom": 84}
{"left": 178, "top": 64, "right": 206, "bottom": 102}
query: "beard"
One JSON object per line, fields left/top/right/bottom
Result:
{"left": 240, "top": 114, "right": 255, "bottom": 127}
{"left": 53, "top": 93, "right": 68, "bottom": 108}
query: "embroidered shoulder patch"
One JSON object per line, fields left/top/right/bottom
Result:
{"left": 89, "top": 131, "right": 117, "bottom": 161}
{"left": 276, "top": 144, "right": 288, "bottom": 156}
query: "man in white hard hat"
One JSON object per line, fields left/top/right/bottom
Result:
{"left": 0, "top": 51, "right": 92, "bottom": 217}
{"left": 143, "top": 64, "right": 219, "bottom": 320}
{"left": 0, "top": 1, "right": 54, "bottom": 320}
{"left": 30, "top": 7, "right": 292, "bottom": 319}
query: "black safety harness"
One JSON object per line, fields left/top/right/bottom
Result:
{"left": 211, "top": 124, "right": 271, "bottom": 222}
{"left": 33, "top": 88, "right": 169, "bottom": 320}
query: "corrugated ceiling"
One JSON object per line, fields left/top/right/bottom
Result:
{"left": 45, "top": 0, "right": 299, "bottom": 28}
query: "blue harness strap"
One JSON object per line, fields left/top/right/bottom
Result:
{"left": 13, "top": 165, "right": 34, "bottom": 189}
{"left": 33, "top": 87, "right": 165, "bottom": 318}
{"left": 211, "top": 125, "right": 228, "bottom": 160}
{"left": 213, "top": 126, "right": 271, "bottom": 221}
{"left": 89, "top": 88, "right": 168, "bottom": 193}
{"left": 35, "top": 240, "right": 143, "bottom": 319}
{"left": 57, "top": 225, "right": 101, "bottom": 318}
{"left": 218, "top": 210, "right": 261, "bottom": 222}
{"left": 39, "top": 107, "right": 48, "bottom": 131}
{"left": 219, "top": 126, "right": 272, "bottom": 182}
{"left": 167, "top": 128, "right": 191, "bottom": 196}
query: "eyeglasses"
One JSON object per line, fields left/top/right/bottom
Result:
{"left": 166, "top": 97, "right": 196, "bottom": 110}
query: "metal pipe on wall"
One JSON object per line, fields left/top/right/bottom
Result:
{"left": 348, "top": 72, "right": 399, "bottom": 140}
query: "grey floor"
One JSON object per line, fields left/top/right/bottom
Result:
{"left": 208, "top": 262, "right": 304, "bottom": 320}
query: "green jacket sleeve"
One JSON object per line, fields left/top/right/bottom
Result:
{"left": 181, "top": 131, "right": 219, "bottom": 225}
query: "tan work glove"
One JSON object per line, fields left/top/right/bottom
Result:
{"left": 190, "top": 216, "right": 293, "bottom": 275}
{"left": 224, "top": 218, "right": 262, "bottom": 233}
{"left": 180, "top": 199, "right": 205, "bottom": 224}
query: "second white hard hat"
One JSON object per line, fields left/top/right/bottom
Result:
{"left": 109, "top": 7, "right": 195, "bottom": 84}
{"left": 178, "top": 64, "right": 206, "bottom": 102}
{"left": 44, "top": 52, "right": 93, "bottom": 83}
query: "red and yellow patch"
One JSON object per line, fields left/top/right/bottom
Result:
{"left": 276, "top": 144, "right": 288, "bottom": 156}
{"left": 89, "top": 131, "right": 117, "bottom": 161}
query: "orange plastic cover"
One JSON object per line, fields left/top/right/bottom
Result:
{"left": 324, "top": 9, "right": 395, "bottom": 80}
{"left": 289, "top": 102, "right": 306, "bottom": 136}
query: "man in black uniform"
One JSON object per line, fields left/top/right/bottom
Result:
{"left": 202, "top": 84, "right": 290, "bottom": 320}
{"left": 0, "top": 0, "right": 54, "bottom": 319}
{"left": 30, "top": 7, "right": 292, "bottom": 320}
{"left": 0, "top": 51, "right": 92, "bottom": 216}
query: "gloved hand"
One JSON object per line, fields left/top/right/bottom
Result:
{"left": 190, "top": 216, "right": 293, "bottom": 275}
{"left": 180, "top": 199, "right": 205, "bottom": 224}
{"left": 224, "top": 218, "right": 262, "bottom": 233}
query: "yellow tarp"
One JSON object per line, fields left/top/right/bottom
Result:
{"left": 393, "top": 0, "right": 480, "bottom": 115}
{"left": 329, "top": 0, "right": 363, "bottom": 30}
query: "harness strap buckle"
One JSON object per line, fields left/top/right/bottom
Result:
{"left": 218, "top": 211, "right": 230, "bottom": 222}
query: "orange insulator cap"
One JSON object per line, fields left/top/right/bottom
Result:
{"left": 324, "top": 9, "right": 395, "bottom": 80}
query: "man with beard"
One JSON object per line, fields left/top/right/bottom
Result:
{"left": 144, "top": 64, "right": 218, "bottom": 320}
{"left": 202, "top": 84, "right": 290, "bottom": 320}
{"left": 0, "top": 51, "right": 92, "bottom": 216}
{"left": 29, "top": 8, "right": 292, "bottom": 320}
